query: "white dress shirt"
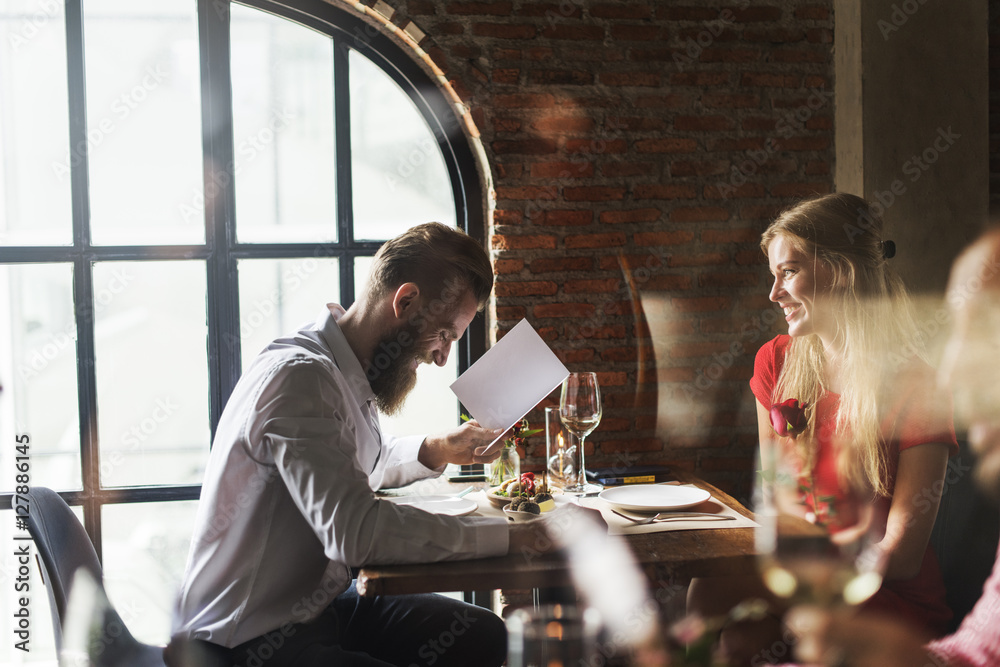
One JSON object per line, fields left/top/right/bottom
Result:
{"left": 172, "top": 305, "right": 509, "bottom": 647}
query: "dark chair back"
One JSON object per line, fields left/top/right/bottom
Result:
{"left": 23, "top": 487, "right": 166, "bottom": 666}
{"left": 929, "top": 440, "right": 1000, "bottom": 633}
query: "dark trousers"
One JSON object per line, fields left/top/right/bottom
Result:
{"left": 225, "top": 584, "right": 506, "bottom": 667}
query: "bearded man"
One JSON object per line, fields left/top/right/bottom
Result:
{"left": 170, "top": 223, "right": 518, "bottom": 667}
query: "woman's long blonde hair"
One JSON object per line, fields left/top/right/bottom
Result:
{"left": 761, "top": 193, "right": 920, "bottom": 497}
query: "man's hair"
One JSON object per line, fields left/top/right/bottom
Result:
{"left": 365, "top": 222, "right": 494, "bottom": 311}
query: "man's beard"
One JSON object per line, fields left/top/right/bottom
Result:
{"left": 368, "top": 326, "right": 427, "bottom": 416}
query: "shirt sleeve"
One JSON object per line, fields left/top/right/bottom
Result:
{"left": 250, "top": 359, "right": 509, "bottom": 567}
{"left": 369, "top": 434, "right": 440, "bottom": 491}
{"left": 749, "top": 336, "right": 781, "bottom": 407}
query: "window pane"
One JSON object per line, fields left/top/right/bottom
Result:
{"left": 93, "top": 261, "right": 209, "bottom": 487}
{"left": 354, "top": 256, "right": 459, "bottom": 435}
{"left": 102, "top": 501, "right": 197, "bottom": 645}
{"left": 0, "top": 264, "right": 82, "bottom": 491}
{"left": 0, "top": 1, "right": 72, "bottom": 246}
{"left": 83, "top": 0, "right": 204, "bottom": 245}
{"left": 0, "top": 509, "right": 63, "bottom": 665}
{"left": 237, "top": 257, "right": 340, "bottom": 371}
{"left": 231, "top": 4, "right": 337, "bottom": 244}
{"left": 350, "top": 50, "right": 456, "bottom": 241}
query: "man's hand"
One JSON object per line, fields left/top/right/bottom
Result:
{"left": 419, "top": 419, "right": 508, "bottom": 469}
{"left": 785, "top": 606, "right": 934, "bottom": 667}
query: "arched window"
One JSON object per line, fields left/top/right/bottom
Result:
{"left": 0, "top": 0, "right": 484, "bottom": 650}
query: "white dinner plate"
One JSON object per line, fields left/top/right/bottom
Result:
{"left": 386, "top": 495, "right": 478, "bottom": 517}
{"left": 598, "top": 484, "right": 711, "bottom": 513}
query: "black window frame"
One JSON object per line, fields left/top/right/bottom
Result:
{"left": 0, "top": 0, "right": 487, "bottom": 562}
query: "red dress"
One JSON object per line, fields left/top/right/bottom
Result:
{"left": 750, "top": 335, "right": 958, "bottom": 636}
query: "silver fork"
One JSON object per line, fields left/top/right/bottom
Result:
{"left": 611, "top": 509, "right": 736, "bottom": 525}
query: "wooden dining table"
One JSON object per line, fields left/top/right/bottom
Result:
{"left": 356, "top": 470, "right": 759, "bottom": 599}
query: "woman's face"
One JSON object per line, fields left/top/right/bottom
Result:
{"left": 767, "top": 235, "right": 836, "bottom": 341}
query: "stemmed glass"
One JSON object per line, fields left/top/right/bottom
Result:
{"left": 559, "top": 372, "right": 603, "bottom": 495}
{"left": 754, "top": 441, "right": 887, "bottom": 609}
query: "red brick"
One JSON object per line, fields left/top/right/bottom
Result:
{"left": 531, "top": 117, "right": 596, "bottom": 134}
{"left": 670, "top": 206, "right": 731, "bottom": 222}
{"left": 595, "top": 371, "right": 627, "bottom": 386}
{"left": 741, "top": 72, "right": 801, "bottom": 88}
{"left": 806, "top": 28, "right": 833, "bottom": 43}
{"left": 600, "top": 208, "right": 662, "bottom": 224}
{"left": 493, "top": 93, "right": 556, "bottom": 108}
{"left": 540, "top": 25, "right": 605, "bottom": 41}
{"left": 529, "top": 257, "right": 593, "bottom": 273}
{"left": 659, "top": 7, "right": 719, "bottom": 21}
{"left": 607, "top": 116, "right": 668, "bottom": 132}
{"left": 534, "top": 303, "right": 597, "bottom": 318}
{"left": 494, "top": 281, "right": 558, "bottom": 297}
{"left": 495, "top": 185, "right": 558, "bottom": 200}
{"left": 494, "top": 258, "right": 524, "bottom": 274}
{"left": 493, "top": 47, "right": 522, "bottom": 60}
{"left": 703, "top": 183, "right": 767, "bottom": 199}
{"left": 671, "top": 160, "right": 731, "bottom": 177}
{"left": 772, "top": 48, "right": 827, "bottom": 64}
{"left": 600, "top": 72, "right": 662, "bottom": 87}
{"left": 634, "top": 184, "right": 698, "bottom": 200}
{"left": 734, "top": 6, "right": 783, "bottom": 21}
{"left": 530, "top": 161, "right": 594, "bottom": 179}
{"left": 523, "top": 46, "right": 555, "bottom": 60}
{"left": 635, "top": 94, "right": 694, "bottom": 109}
{"left": 744, "top": 28, "right": 805, "bottom": 43}
{"left": 804, "top": 75, "right": 830, "bottom": 89}
{"left": 493, "top": 116, "right": 522, "bottom": 133}
{"left": 702, "top": 93, "right": 760, "bottom": 108}
{"left": 492, "top": 234, "right": 557, "bottom": 250}
{"left": 701, "top": 228, "right": 758, "bottom": 244}
{"left": 610, "top": 25, "right": 662, "bottom": 41}
{"left": 601, "top": 161, "right": 659, "bottom": 178}
{"left": 600, "top": 253, "right": 666, "bottom": 272}
{"left": 669, "top": 252, "right": 729, "bottom": 267}
{"left": 805, "top": 160, "right": 830, "bottom": 175}
{"left": 565, "top": 138, "right": 629, "bottom": 154}
{"left": 674, "top": 115, "right": 735, "bottom": 132}
{"left": 699, "top": 272, "right": 759, "bottom": 288}
{"left": 591, "top": 3, "right": 653, "bottom": 19}
{"left": 492, "top": 209, "right": 523, "bottom": 225}
{"left": 564, "top": 186, "right": 627, "bottom": 202}
{"left": 491, "top": 139, "right": 559, "bottom": 155}
{"left": 556, "top": 348, "right": 596, "bottom": 364}
{"left": 739, "top": 204, "right": 784, "bottom": 220}
{"left": 446, "top": 1, "right": 512, "bottom": 14}
{"left": 634, "top": 138, "right": 699, "bottom": 153}
{"left": 566, "top": 324, "right": 627, "bottom": 340}
{"left": 565, "top": 232, "right": 627, "bottom": 249}
{"left": 670, "top": 72, "right": 732, "bottom": 86}
{"left": 529, "top": 69, "right": 594, "bottom": 86}
{"left": 699, "top": 48, "right": 761, "bottom": 63}
{"left": 564, "top": 278, "right": 621, "bottom": 294}
{"left": 520, "top": 2, "right": 582, "bottom": 19}
{"left": 598, "top": 416, "right": 632, "bottom": 432}
{"left": 472, "top": 23, "right": 536, "bottom": 39}
{"left": 795, "top": 5, "right": 830, "bottom": 20}
{"left": 770, "top": 182, "right": 831, "bottom": 197}
{"left": 806, "top": 115, "right": 833, "bottom": 130}
{"left": 540, "top": 210, "right": 592, "bottom": 226}
{"left": 599, "top": 346, "right": 636, "bottom": 363}
{"left": 734, "top": 249, "right": 764, "bottom": 265}
{"left": 634, "top": 230, "right": 695, "bottom": 246}
{"left": 495, "top": 305, "right": 526, "bottom": 320}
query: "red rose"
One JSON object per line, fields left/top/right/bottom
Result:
{"left": 769, "top": 399, "right": 808, "bottom": 438}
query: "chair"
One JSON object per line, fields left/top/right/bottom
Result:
{"left": 23, "top": 487, "right": 166, "bottom": 666}
{"left": 928, "top": 440, "right": 1000, "bottom": 634}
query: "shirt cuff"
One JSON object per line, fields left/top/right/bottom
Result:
{"left": 464, "top": 516, "right": 510, "bottom": 557}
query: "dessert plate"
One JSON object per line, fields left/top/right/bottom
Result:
{"left": 598, "top": 484, "right": 711, "bottom": 513}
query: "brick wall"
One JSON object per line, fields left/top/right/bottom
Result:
{"left": 991, "top": 0, "right": 1000, "bottom": 217}
{"left": 388, "top": 0, "right": 836, "bottom": 498}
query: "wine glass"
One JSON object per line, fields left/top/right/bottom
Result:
{"left": 754, "top": 441, "right": 887, "bottom": 609}
{"left": 559, "top": 372, "right": 603, "bottom": 495}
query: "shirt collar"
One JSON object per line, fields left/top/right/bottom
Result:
{"left": 318, "top": 303, "right": 375, "bottom": 406}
